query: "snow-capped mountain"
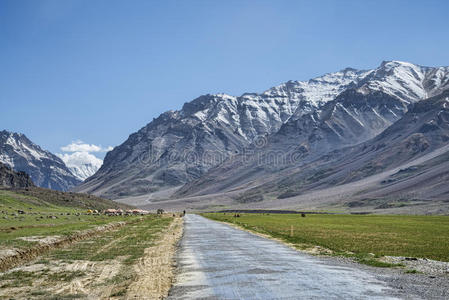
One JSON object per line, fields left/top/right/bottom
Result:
{"left": 355, "top": 61, "right": 449, "bottom": 103}
{"left": 0, "top": 131, "right": 81, "bottom": 191}
{"left": 75, "top": 61, "right": 449, "bottom": 200}
{"left": 189, "top": 89, "right": 449, "bottom": 213}
{"left": 68, "top": 162, "right": 101, "bottom": 182}
{"left": 57, "top": 152, "right": 102, "bottom": 181}
{"left": 75, "top": 69, "right": 369, "bottom": 198}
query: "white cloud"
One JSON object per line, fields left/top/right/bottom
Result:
{"left": 61, "top": 140, "right": 113, "bottom": 153}
{"left": 58, "top": 152, "right": 103, "bottom": 168}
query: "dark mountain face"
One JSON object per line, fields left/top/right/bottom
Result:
{"left": 0, "top": 162, "right": 34, "bottom": 188}
{"left": 76, "top": 61, "right": 449, "bottom": 202}
{"left": 275, "top": 89, "right": 408, "bottom": 154}
{"left": 321, "top": 89, "right": 449, "bottom": 176}
{"left": 0, "top": 131, "right": 81, "bottom": 191}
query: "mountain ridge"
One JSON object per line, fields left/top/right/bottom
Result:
{"left": 147, "top": 90, "right": 449, "bottom": 214}
{"left": 0, "top": 130, "right": 81, "bottom": 191}
{"left": 75, "top": 61, "right": 449, "bottom": 205}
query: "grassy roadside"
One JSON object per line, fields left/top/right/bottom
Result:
{"left": 202, "top": 213, "right": 449, "bottom": 266}
{"left": 0, "top": 189, "right": 133, "bottom": 251}
{"left": 0, "top": 186, "right": 183, "bottom": 299}
{"left": 0, "top": 215, "right": 176, "bottom": 299}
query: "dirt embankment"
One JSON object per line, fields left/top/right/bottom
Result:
{"left": 126, "top": 216, "right": 184, "bottom": 299}
{"left": 0, "top": 221, "right": 126, "bottom": 272}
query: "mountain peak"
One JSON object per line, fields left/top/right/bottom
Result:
{"left": 0, "top": 130, "right": 81, "bottom": 190}
{"left": 354, "top": 60, "right": 449, "bottom": 103}
{"left": 1, "top": 130, "right": 24, "bottom": 140}
{"left": 380, "top": 59, "right": 412, "bottom": 67}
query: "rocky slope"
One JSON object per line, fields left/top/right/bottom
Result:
{"left": 76, "top": 61, "right": 449, "bottom": 201}
{"left": 143, "top": 91, "right": 449, "bottom": 214}
{"left": 227, "top": 90, "right": 449, "bottom": 204}
{"left": 0, "top": 131, "right": 81, "bottom": 191}
{"left": 0, "top": 162, "right": 34, "bottom": 188}
{"left": 175, "top": 89, "right": 408, "bottom": 197}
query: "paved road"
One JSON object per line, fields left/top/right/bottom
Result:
{"left": 168, "top": 214, "right": 398, "bottom": 299}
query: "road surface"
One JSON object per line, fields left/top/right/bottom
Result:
{"left": 168, "top": 214, "right": 398, "bottom": 299}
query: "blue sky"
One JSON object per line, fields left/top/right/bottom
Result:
{"left": 1, "top": 0, "right": 449, "bottom": 158}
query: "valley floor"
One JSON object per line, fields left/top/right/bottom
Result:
{"left": 2, "top": 185, "right": 448, "bottom": 300}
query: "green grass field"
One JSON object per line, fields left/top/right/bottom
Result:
{"left": 0, "top": 189, "right": 136, "bottom": 250}
{"left": 203, "top": 213, "right": 449, "bottom": 262}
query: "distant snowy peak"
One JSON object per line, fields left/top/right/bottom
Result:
{"left": 58, "top": 152, "right": 102, "bottom": 181}
{"left": 356, "top": 60, "right": 449, "bottom": 103}
{"left": 68, "top": 164, "right": 100, "bottom": 181}
{"left": 264, "top": 67, "right": 371, "bottom": 107}
{"left": 0, "top": 132, "right": 54, "bottom": 166}
{"left": 0, "top": 130, "right": 81, "bottom": 191}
